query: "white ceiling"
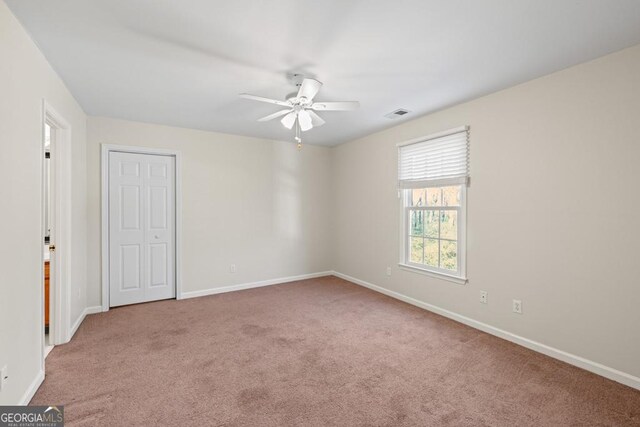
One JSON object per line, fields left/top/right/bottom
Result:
{"left": 7, "top": 0, "right": 640, "bottom": 146}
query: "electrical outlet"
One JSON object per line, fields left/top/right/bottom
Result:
{"left": 480, "top": 291, "right": 488, "bottom": 304}
{"left": 513, "top": 299, "right": 522, "bottom": 314}
{"left": 230, "top": 264, "right": 236, "bottom": 273}
{"left": 0, "top": 365, "right": 8, "bottom": 391}
{"left": 386, "top": 267, "right": 392, "bottom": 277}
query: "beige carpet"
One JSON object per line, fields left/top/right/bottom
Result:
{"left": 32, "top": 276, "right": 640, "bottom": 426}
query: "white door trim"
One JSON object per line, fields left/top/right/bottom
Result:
{"left": 101, "top": 144, "right": 183, "bottom": 311}
{"left": 41, "top": 100, "right": 72, "bottom": 364}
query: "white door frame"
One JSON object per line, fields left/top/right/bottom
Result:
{"left": 41, "top": 100, "right": 72, "bottom": 364}
{"left": 101, "top": 144, "right": 183, "bottom": 311}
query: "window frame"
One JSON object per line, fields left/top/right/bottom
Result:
{"left": 399, "top": 182, "right": 467, "bottom": 285}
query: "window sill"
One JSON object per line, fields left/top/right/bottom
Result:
{"left": 398, "top": 263, "right": 468, "bottom": 285}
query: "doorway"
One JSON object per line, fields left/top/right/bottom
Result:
{"left": 41, "top": 101, "right": 72, "bottom": 362}
{"left": 101, "top": 146, "right": 182, "bottom": 309}
{"left": 43, "top": 122, "right": 53, "bottom": 354}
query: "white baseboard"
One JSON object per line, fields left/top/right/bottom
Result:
{"left": 68, "top": 305, "right": 102, "bottom": 341}
{"left": 20, "top": 369, "right": 44, "bottom": 405}
{"left": 179, "top": 271, "right": 333, "bottom": 300}
{"left": 332, "top": 271, "right": 640, "bottom": 391}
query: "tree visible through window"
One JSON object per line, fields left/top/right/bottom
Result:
{"left": 407, "top": 185, "right": 462, "bottom": 272}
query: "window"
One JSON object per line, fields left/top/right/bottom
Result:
{"left": 398, "top": 127, "right": 469, "bottom": 282}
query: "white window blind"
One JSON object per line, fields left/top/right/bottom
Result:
{"left": 398, "top": 126, "right": 469, "bottom": 188}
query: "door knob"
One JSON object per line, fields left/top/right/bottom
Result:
{"left": 49, "top": 245, "right": 56, "bottom": 252}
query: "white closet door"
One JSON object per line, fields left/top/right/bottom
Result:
{"left": 109, "top": 152, "right": 175, "bottom": 307}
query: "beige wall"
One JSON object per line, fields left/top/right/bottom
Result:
{"left": 86, "top": 117, "right": 332, "bottom": 305}
{"left": 0, "top": 1, "right": 87, "bottom": 404}
{"left": 331, "top": 44, "right": 640, "bottom": 378}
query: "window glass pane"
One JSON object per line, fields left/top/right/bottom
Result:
{"left": 410, "top": 237, "right": 424, "bottom": 264}
{"left": 409, "top": 210, "right": 424, "bottom": 235}
{"left": 426, "top": 187, "right": 442, "bottom": 207}
{"left": 425, "top": 238, "right": 439, "bottom": 267}
{"left": 411, "top": 189, "right": 425, "bottom": 206}
{"left": 442, "top": 186, "right": 461, "bottom": 207}
{"left": 440, "top": 240, "right": 457, "bottom": 271}
{"left": 425, "top": 210, "right": 439, "bottom": 238}
{"left": 440, "top": 211, "right": 457, "bottom": 240}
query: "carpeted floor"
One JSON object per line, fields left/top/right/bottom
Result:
{"left": 32, "top": 276, "right": 640, "bottom": 426}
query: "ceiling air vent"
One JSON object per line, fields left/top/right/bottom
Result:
{"left": 384, "top": 109, "right": 411, "bottom": 119}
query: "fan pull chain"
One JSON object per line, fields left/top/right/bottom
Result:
{"left": 295, "top": 118, "right": 302, "bottom": 150}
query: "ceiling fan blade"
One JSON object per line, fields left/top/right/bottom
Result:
{"left": 311, "top": 101, "right": 360, "bottom": 111}
{"left": 307, "top": 110, "right": 325, "bottom": 127}
{"left": 297, "top": 78, "right": 322, "bottom": 102}
{"left": 298, "top": 110, "right": 313, "bottom": 132}
{"left": 258, "top": 109, "right": 292, "bottom": 122}
{"left": 281, "top": 111, "right": 297, "bottom": 129}
{"left": 239, "top": 93, "right": 290, "bottom": 107}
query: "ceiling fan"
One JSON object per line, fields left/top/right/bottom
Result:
{"left": 239, "top": 77, "right": 359, "bottom": 133}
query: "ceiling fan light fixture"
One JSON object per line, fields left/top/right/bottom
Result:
{"left": 281, "top": 111, "right": 297, "bottom": 129}
{"left": 298, "top": 110, "right": 313, "bottom": 132}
